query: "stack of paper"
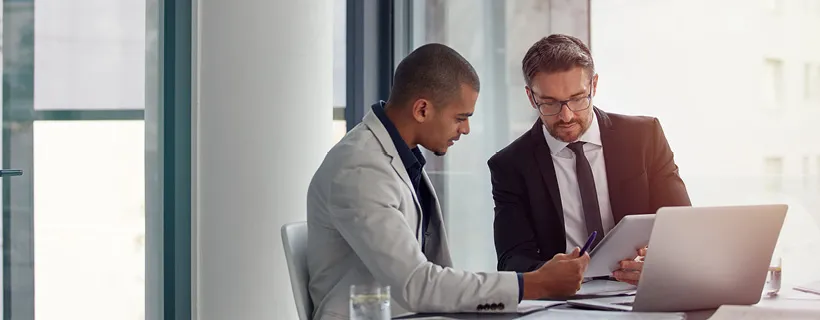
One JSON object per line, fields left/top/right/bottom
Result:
{"left": 575, "top": 280, "right": 637, "bottom": 296}
{"left": 516, "top": 300, "right": 565, "bottom": 314}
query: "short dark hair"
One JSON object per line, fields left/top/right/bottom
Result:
{"left": 388, "top": 43, "right": 479, "bottom": 107}
{"left": 521, "top": 34, "right": 595, "bottom": 87}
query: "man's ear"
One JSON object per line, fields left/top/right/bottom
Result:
{"left": 592, "top": 74, "right": 599, "bottom": 97}
{"left": 411, "top": 98, "right": 431, "bottom": 123}
{"left": 525, "top": 86, "right": 537, "bottom": 108}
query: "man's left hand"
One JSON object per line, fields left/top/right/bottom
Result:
{"left": 612, "top": 247, "right": 647, "bottom": 286}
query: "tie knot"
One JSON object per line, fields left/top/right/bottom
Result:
{"left": 567, "top": 141, "right": 586, "bottom": 154}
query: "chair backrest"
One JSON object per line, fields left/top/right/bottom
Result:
{"left": 281, "top": 222, "right": 312, "bottom": 320}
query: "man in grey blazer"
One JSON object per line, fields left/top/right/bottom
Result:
{"left": 306, "top": 43, "right": 589, "bottom": 319}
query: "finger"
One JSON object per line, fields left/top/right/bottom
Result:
{"left": 577, "top": 252, "right": 591, "bottom": 265}
{"left": 612, "top": 270, "right": 641, "bottom": 282}
{"left": 568, "top": 247, "right": 581, "bottom": 258}
{"left": 619, "top": 260, "right": 643, "bottom": 271}
{"left": 638, "top": 247, "right": 648, "bottom": 257}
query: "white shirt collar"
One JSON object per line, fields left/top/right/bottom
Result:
{"left": 542, "top": 113, "right": 602, "bottom": 156}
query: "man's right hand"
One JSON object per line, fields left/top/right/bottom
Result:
{"left": 521, "top": 247, "right": 590, "bottom": 299}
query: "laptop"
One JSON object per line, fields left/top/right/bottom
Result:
{"left": 568, "top": 204, "right": 788, "bottom": 312}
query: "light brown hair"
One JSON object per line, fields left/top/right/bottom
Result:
{"left": 521, "top": 34, "right": 595, "bottom": 87}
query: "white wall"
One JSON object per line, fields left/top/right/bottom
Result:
{"left": 193, "top": 0, "right": 333, "bottom": 319}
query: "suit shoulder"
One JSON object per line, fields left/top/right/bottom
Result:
{"left": 313, "top": 126, "right": 391, "bottom": 184}
{"left": 605, "top": 111, "right": 662, "bottom": 132}
{"left": 606, "top": 111, "right": 656, "bottom": 125}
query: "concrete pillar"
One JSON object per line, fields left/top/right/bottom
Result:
{"left": 193, "top": 0, "right": 333, "bottom": 319}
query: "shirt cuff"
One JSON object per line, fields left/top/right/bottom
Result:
{"left": 517, "top": 272, "right": 524, "bottom": 302}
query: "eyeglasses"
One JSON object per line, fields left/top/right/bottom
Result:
{"left": 528, "top": 78, "right": 594, "bottom": 116}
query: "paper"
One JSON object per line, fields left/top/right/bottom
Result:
{"left": 516, "top": 300, "right": 564, "bottom": 313}
{"left": 575, "top": 280, "right": 637, "bottom": 296}
{"left": 708, "top": 305, "right": 820, "bottom": 320}
{"left": 515, "top": 308, "right": 685, "bottom": 319}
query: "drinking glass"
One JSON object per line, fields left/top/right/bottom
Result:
{"left": 765, "top": 256, "right": 782, "bottom": 297}
{"left": 350, "top": 283, "right": 390, "bottom": 320}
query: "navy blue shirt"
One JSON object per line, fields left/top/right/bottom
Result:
{"left": 371, "top": 101, "right": 523, "bottom": 302}
{"left": 372, "top": 102, "right": 433, "bottom": 251}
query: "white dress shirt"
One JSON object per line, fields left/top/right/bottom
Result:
{"left": 542, "top": 115, "right": 615, "bottom": 252}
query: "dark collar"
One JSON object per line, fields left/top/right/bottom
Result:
{"left": 371, "top": 101, "right": 426, "bottom": 171}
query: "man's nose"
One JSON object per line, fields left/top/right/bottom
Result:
{"left": 557, "top": 104, "right": 574, "bottom": 122}
{"left": 460, "top": 120, "right": 470, "bottom": 135}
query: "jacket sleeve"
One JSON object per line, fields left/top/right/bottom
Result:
{"left": 648, "top": 118, "right": 692, "bottom": 210}
{"left": 488, "top": 156, "right": 546, "bottom": 273}
{"left": 328, "top": 151, "right": 519, "bottom": 313}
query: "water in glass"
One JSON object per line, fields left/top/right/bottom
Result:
{"left": 350, "top": 284, "right": 390, "bottom": 320}
{"left": 765, "top": 256, "right": 782, "bottom": 297}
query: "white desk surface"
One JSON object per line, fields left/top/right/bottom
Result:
{"left": 395, "top": 284, "right": 820, "bottom": 319}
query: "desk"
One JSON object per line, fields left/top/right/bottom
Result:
{"left": 396, "top": 287, "right": 820, "bottom": 319}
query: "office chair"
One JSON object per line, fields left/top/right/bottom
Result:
{"left": 281, "top": 222, "right": 313, "bottom": 320}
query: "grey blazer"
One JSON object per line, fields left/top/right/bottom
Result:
{"left": 306, "top": 110, "right": 519, "bottom": 319}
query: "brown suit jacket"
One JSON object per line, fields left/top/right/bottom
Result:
{"left": 488, "top": 107, "right": 691, "bottom": 272}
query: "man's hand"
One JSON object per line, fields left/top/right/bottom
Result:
{"left": 612, "top": 246, "right": 647, "bottom": 286}
{"left": 521, "top": 247, "right": 590, "bottom": 299}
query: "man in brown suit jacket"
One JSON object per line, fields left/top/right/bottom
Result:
{"left": 489, "top": 34, "right": 691, "bottom": 285}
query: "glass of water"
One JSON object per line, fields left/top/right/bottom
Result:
{"left": 765, "top": 256, "right": 782, "bottom": 297}
{"left": 350, "top": 283, "right": 390, "bottom": 320}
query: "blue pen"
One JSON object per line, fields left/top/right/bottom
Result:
{"left": 579, "top": 231, "right": 597, "bottom": 256}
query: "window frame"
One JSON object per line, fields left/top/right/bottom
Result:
{"left": 344, "top": 0, "right": 395, "bottom": 130}
{"left": 0, "top": 0, "right": 192, "bottom": 319}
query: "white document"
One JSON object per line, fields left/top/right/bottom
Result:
{"left": 516, "top": 300, "right": 565, "bottom": 313}
{"left": 708, "top": 305, "right": 820, "bottom": 320}
{"left": 585, "top": 214, "right": 655, "bottom": 277}
{"left": 576, "top": 280, "right": 637, "bottom": 296}
{"left": 515, "top": 308, "right": 685, "bottom": 320}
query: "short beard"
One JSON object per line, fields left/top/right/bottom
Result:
{"left": 548, "top": 118, "right": 591, "bottom": 142}
{"left": 434, "top": 151, "right": 445, "bottom": 156}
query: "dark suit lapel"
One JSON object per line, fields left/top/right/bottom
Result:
{"left": 531, "top": 119, "right": 564, "bottom": 225}
{"left": 597, "top": 107, "right": 630, "bottom": 223}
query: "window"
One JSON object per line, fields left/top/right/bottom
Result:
{"left": 403, "top": 0, "right": 588, "bottom": 272}
{"left": 807, "top": 63, "right": 813, "bottom": 101}
{"left": 591, "top": 0, "right": 819, "bottom": 286}
{"left": 0, "top": 0, "right": 171, "bottom": 319}
{"left": 817, "top": 65, "right": 820, "bottom": 103}
{"left": 333, "top": 0, "right": 347, "bottom": 143}
{"left": 764, "top": 157, "right": 784, "bottom": 193}
{"left": 396, "top": 0, "right": 820, "bottom": 284}
{"left": 764, "top": 58, "right": 785, "bottom": 108}
{"left": 765, "top": 0, "right": 784, "bottom": 14}
{"left": 807, "top": 63, "right": 820, "bottom": 104}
